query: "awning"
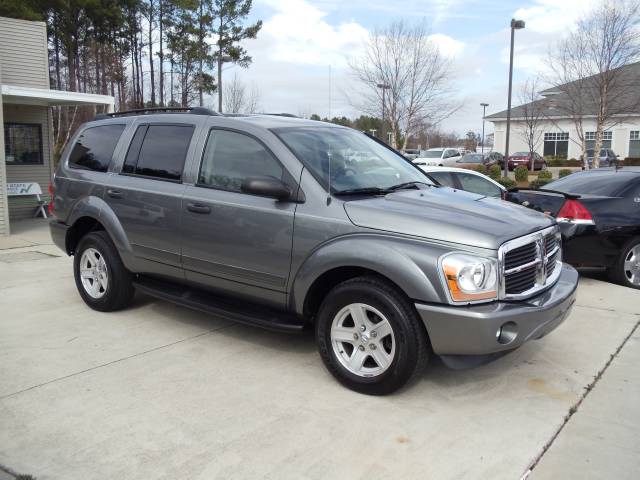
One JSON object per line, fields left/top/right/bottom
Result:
{"left": 1, "top": 84, "right": 114, "bottom": 111}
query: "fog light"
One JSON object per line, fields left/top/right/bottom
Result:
{"left": 496, "top": 321, "right": 518, "bottom": 345}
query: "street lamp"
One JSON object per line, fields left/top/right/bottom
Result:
{"left": 377, "top": 83, "right": 391, "bottom": 143}
{"left": 503, "top": 18, "right": 525, "bottom": 177}
{"left": 480, "top": 103, "right": 489, "bottom": 153}
{"left": 217, "top": 54, "right": 233, "bottom": 113}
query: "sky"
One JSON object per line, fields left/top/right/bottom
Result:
{"left": 220, "top": 0, "right": 601, "bottom": 136}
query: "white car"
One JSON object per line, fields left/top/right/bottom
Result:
{"left": 413, "top": 147, "right": 462, "bottom": 167}
{"left": 418, "top": 166, "right": 506, "bottom": 199}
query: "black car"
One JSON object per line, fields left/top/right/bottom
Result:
{"left": 506, "top": 167, "right": 640, "bottom": 289}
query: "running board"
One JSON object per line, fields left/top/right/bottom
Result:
{"left": 133, "top": 276, "right": 306, "bottom": 333}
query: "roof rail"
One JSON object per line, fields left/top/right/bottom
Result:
{"left": 93, "top": 106, "right": 219, "bottom": 121}
{"left": 263, "top": 113, "right": 299, "bottom": 118}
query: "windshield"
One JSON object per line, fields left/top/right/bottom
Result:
{"left": 544, "top": 170, "right": 635, "bottom": 196}
{"left": 423, "top": 150, "right": 444, "bottom": 158}
{"left": 513, "top": 152, "right": 529, "bottom": 156}
{"left": 274, "top": 127, "right": 431, "bottom": 192}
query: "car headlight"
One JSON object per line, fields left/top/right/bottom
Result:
{"left": 441, "top": 253, "right": 498, "bottom": 303}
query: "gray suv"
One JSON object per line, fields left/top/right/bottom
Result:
{"left": 49, "top": 107, "right": 578, "bottom": 394}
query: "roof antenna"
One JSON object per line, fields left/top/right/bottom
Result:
{"left": 326, "top": 152, "right": 332, "bottom": 206}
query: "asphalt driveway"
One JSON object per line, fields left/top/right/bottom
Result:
{"left": 1, "top": 219, "right": 638, "bottom": 480}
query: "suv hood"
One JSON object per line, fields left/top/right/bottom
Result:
{"left": 343, "top": 187, "right": 554, "bottom": 250}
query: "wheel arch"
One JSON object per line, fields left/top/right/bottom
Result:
{"left": 66, "top": 196, "right": 134, "bottom": 269}
{"left": 290, "top": 236, "right": 443, "bottom": 320}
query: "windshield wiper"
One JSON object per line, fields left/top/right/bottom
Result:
{"left": 386, "top": 181, "right": 432, "bottom": 191}
{"left": 333, "top": 187, "right": 389, "bottom": 196}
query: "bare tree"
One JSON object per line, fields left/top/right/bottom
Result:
{"left": 349, "top": 20, "right": 460, "bottom": 149}
{"left": 548, "top": 0, "right": 640, "bottom": 168}
{"left": 517, "top": 78, "right": 546, "bottom": 170}
{"left": 223, "top": 73, "right": 261, "bottom": 113}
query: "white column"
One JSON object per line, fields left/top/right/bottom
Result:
{"left": 0, "top": 69, "right": 11, "bottom": 235}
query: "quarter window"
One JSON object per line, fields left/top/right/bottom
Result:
{"left": 543, "top": 132, "right": 569, "bottom": 159}
{"left": 122, "top": 124, "right": 194, "bottom": 181}
{"left": 198, "top": 129, "right": 283, "bottom": 192}
{"left": 630, "top": 131, "right": 640, "bottom": 158}
{"left": 4, "top": 123, "right": 43, "bottom": 165}
{"left": 69, "top": 124, "right": 126, "bottom": 172}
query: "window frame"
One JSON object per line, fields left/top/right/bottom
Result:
{"left": 195, "top": 126, "right": 294, "bottom": 196}
{"left": 4, "top": 122, "right": 44, "bottom": 165}
{"left": 119, "top": 122, "right": 195, "bottom": 183}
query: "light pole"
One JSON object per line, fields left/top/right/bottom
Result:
{"left": 377, "top": 83, "right": 391, "bottom": 143}
{"left": 217, "top": 55, "right": 233, "bottom": 113}
{"left": 480, "top": 103, "right": 489, "bottom": 153}
{"left": 503, "top": 18, "right": 525, "bottom": 177}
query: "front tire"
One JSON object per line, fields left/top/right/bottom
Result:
{"left": 74, "top": 231, "right": 134, "bottom": 311}
{"left": 315, "top": 276, "right": 429, "bottom": 395}
{"left": 608, "top": 237, "right": 640, "bottom": 289}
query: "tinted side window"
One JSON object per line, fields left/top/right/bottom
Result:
{"left": 198, "top": 129, "right": 283, "bottom": 192}
{"left": 427, "top": 171, "right": 456, "bottom": 188}
{"left": 123, "top": 124, "right": 194, "bottom": 181}
{"left": 68, "top": 124, "right": 126, "bottom": 172}
{"left": 122, "top": 125, "right": 147, "bottom": 174}
{"left": 456, "top": 173, "right": 502, "bottom": 197}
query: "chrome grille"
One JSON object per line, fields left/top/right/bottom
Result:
{"left": 499, "top": 226, "right": 562, "bottom": 300}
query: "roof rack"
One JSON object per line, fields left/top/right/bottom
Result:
{"left": 93, "top": 106, "right": 219, "bottom": 121}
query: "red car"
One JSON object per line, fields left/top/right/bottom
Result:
{"left": 507, "top": 151, "right": 546, "bottom": 171}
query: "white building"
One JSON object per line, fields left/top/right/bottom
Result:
{"left": 486, "top": 62, "right": 640, "bottom": 160}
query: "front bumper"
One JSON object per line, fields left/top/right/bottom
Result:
{"left": 415, "top": 263, "right": 578, "bottom": 356}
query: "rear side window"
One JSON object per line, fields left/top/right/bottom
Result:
{"left": 68, "top": 124, "right": 126, "bottom": 172}
{"left": 198, "top": 129, "right": 283, "bottom": 191}
{"left": 456, "top": 172, "right": 502, "bottom": 198}
{"left": 122, "top": 124, "right": 194, "bottom": 181}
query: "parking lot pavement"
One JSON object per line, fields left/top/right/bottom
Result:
{"left": 1, "top": 220, "right": 639, "bottom": 480}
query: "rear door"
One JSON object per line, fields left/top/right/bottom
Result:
{"left": 105, "top": 121, "right": 197, "bottom": 277}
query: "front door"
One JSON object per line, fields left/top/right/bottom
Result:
{"left": 104, "top": 122, "right": 195, "bottom": 277}
{"left": 181, "top": 128, "right": 298, "bottom": 307}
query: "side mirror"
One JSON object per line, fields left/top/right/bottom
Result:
{"left": 241, "top": 175, "right": 292, "bottom": 200}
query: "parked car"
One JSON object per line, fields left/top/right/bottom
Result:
{"left": 402, "top": 148, "right": 421, "bottom": 160}
{"left": 419, "top": 166, "right": 506, "bottom": 199}
{"left": 414, "top": 147, "right": 462, "bottom": 167}
{"left": 506, "top": 167, "right": 640, "bottom": 289}
{"left": 581, "top": 148, "right": 619, "bottom": 168}
{"left": 49, "top": 107, "right": 578, "bottom": 394}
{"left": 507, "top": 152, "right": 546, "bottom": 171}
{"left": 452, "top": 153, "right": 487, "bottom": 170}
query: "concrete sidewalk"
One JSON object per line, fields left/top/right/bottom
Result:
{"left": 0, "top": 219, "right": 639, "bottom": 480}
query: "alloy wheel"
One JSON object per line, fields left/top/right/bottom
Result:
{"left": 79, "top": 247, "right": 109, "bottom": 298}
{"left": 330, "top": 303, "right": 396, "bottom": 377}
{"left": 623, "top": 245, "right": 640, "bottom": 286}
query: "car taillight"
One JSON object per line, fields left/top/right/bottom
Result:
{"left": 556, "top": 199, "right": 594, "bottom": 225}
{"left": 48, "top": 183, "right": 55, "bottom": 215}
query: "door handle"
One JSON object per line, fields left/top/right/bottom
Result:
{"left": 186, "top": 203, "right": 211, "bottom": 214}
{"left": 107, "top": 189, "right": 123, "bottom": 199}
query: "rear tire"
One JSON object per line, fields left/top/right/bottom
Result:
{"left": 315, "top": 276, "right": 429, "bottom": 395}
{"left": 608, "top": 237, "right": 640, "bottom": 289}
{"left": 74, "top": 231, "right": 134, "bottom": 311}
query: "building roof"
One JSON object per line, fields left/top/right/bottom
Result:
{"left": 1, "top": 84, "right": 114, "bottom": 109}
{"left": 485, "top": 62, "right": 640, "bottom": 121}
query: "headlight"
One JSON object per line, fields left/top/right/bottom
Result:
{"left": 441, "top": 253, "right": 498, "bottom": 303}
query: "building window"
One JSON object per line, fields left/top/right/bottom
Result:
{"left": 585, "top": 131, "right": 612, "bottom": 149}
{"left": 4, "top": 123, "right": 43, "bottom": 165}
{"left": 630, "top": 131, "right": 640, "bottom": 158}
{"left": 543, "top": 132, "right": 569, "bottom": 159}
